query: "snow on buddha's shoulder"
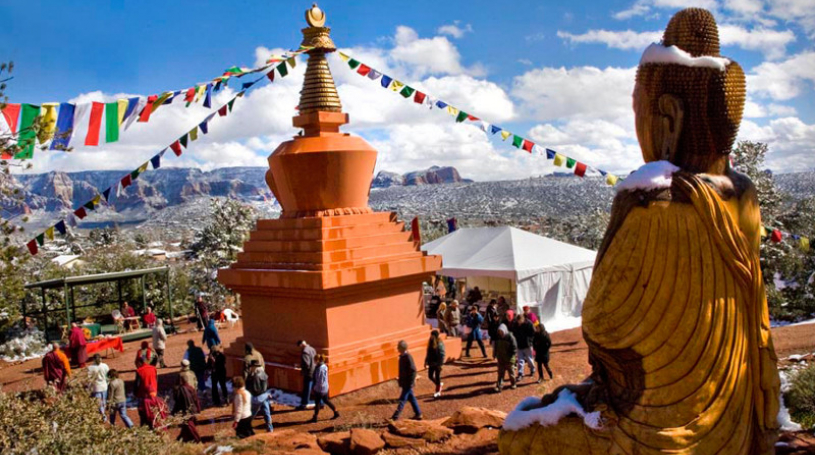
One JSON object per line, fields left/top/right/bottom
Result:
{"left": 615, "top": 160, "right": 679, "bottom": 193}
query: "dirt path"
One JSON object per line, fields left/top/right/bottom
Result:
{"left": 2, "top": 320, "right": 814, "bottom": 446}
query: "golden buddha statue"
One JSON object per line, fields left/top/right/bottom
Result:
{"left": 499, "top": 8, "right": 780, "bottom": 455}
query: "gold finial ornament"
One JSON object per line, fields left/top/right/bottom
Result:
{"left": 306, "top": 4, "right": 326, "bottom": 27}
{"left": 298, "top": 4, "right": 342, "bottom": 114}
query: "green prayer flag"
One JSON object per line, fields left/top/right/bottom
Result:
{"left": 83, "top": 200, "right": 95, "bottom": 211}
{"left": 400, "top": 86, "right": 415, "bottom": 98}
{"left": 348, "top": 59, "right": 360, "bottom": 69}
{"left": 228, "top": 99, "right": 236, "bottom": 112}
{"left": 224, "top": 66, "right": 242, "bottom": 74}
{"left": 179, "top": 134, "right": 188, "bottom": 148}
{"left": 105, "top": 102, "right": 119, "bottom": 143}
{"left": 566, "top": 158, "right": 576, "bottom": 168}
{"left": 131, "top": 169, "right": 140, "bottom": 181}
{"left": 35, "top": 233, "right": 45, "bottom": 246}
{"left": 17, "top": 104, "right": 40, "bottom": 159}
{"left": 277, "top": 62, "right": 288, "bottom": 78}
{"left": 456, "top": 111, "right": 469, "bottom": 123}
{"left": 512, "top": 135, "right": 523, "bottom": 148}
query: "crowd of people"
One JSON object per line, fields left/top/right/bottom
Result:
{"left": 39, "top": 289, "right": 556, "bottom": 442}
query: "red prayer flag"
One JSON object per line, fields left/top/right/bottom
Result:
{"left": 139, "top": 95, "right": 158, "bottom": 122}
{"left": 575, "top": 162, "right": 587, "bottom": 177}
{"left": 414, "top": 91, "right": 426, "bottom": 104}
{"left": 411, "top": 217, "right": 421, "bottom": 244}
{"left": 84, "top": 102, "right": 104, "bottom": 146}
{"left": 771, "top": 229, "right": 783, "bottom": 243}
{"left": 1, "top": 103, "right": 21, "bottom": 134}
{"left": 522, "top": 140, "right": 534, "bottom": 153}
{"left": 121, "top": 174, "right": 132, "bottom": 188}
{"left": 26, "top": 239, "right": 38, "bottom": 256}
{"left": 467, "top": 115, "right": 479, "bottom": 121}
{"left": 218, "top": 105, "right": 228, "bottom": 117}
{"left": 184, "top": 87, "right": 196, "bottom": 103}
{"left": 266, "top": 70, "right": 275, "bottom": 83}
{"left": 74, "top": 206, "right": 87, "bottom": 220}
{"left": 357, "top": 64, "right": 371, "bottom": 76}
{"left": 170, "top": 141, "right": 183, "bottom": 156}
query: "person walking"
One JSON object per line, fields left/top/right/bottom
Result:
{"left": 232, "top": 376, "right": 254, "bottom": 439}
{"left": 86, "top": 354, "right": 110, "bottom": 420}
{"left": 179, "top": 359, "right": 198, "bottom": 390}
{"left": 310, "top": 354, "right": 339, "bottom": 422}
{"left": 487, "top": 310, "right": 502, "bottom": 349}
{"left": 494, "top": 324, "right": 518, "bottom": 393}
{"left": 172, "top": 375, "right": 202, "bottom": 442}
{"left": 208, "top": 345, "right": 229, "bottom": 407}
{"left": 533, "top": 323, "right": 554, "bottom": 382}
{"left": 42, "top": 342, "right": 70, "bottom": 392}
{"left": 444, "top": 300, "right": 461, "bottom": 337}
{"left": 152, "top": 319, "right": 168, "bottom": 368}
{"left": 391, "top": 340, "right": 422, "bottom": 421}
{"left": 68, "top": 322, "right": 88, "bottom": 368}
{"left": 511, "top": 314, "right": 536, "bottom": 380}
{"left": 464, "top": 306, "right": 487, "bottom": 358}
{"left": 202, "top": 318, "right": 221, "bottom": 350}
{"left": 134, "top": 357, "right": 159, "bottom": 427}
{"left": 243, "top": 342, "right": 265, "bottom": 378}
{"left": 107, "top": 369, "right": 134, "bottom": 428}
{"left": 486, "top": 300, "right": 499, "bottom": 324}
{"left": 246, "top": 360, "right": 273, "bottom": 433}
{"left": 184, "top": 340, "right": 207, "bottom": 393}
{"left": 424, "top": 330, "right": 446, "bottom": 398}
{"left": 135, "top": 340, "right": 158, "bottom": 367}
{"left": 295, "top": 340, "right": 316, "bottom": 410}
{"left": 435, "top": 302, "right": 448, "bottom": 335}
{"left": 195, "top": 295, "right": 209, "bottom": 331}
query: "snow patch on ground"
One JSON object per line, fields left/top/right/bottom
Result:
{"left": 503, "top": 389, "right": 602, "bottom": 432}
{"left": 615, "top": 161, "right": 679, "bottom": 193}
{"left": 778, "top": 371, "right": 803, "bottom": 432}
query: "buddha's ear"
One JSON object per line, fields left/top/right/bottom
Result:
{"left": 658, "top": 94, "right": 684, "bottom": 162}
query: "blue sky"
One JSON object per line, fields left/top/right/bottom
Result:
{"left": 1, "top": 0, "right": 813, "bottom": 180}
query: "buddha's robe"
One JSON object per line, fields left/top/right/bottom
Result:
{"left": 582, "top": 173, "right": 779, "bottom": 455}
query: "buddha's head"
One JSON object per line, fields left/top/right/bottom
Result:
{"left": 633, "top": 8, "right": 745, "bottom": 174}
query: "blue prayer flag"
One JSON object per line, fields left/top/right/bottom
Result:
{"left": 123, "top": 97, "right": 139, "bottom": 120}
{"left": 490, "top": 125, "right": 501, "bottom": 135}
{"left": 203, "top": 84, "right": 212, "bottom": 108}
{"left": 150, "top": 154, "right": 161, "bottom": 169}
{"left": 102, "top": 187, "right": 112, "bottom": 202}
{"left": 381, "top": 75, "right": 392, "bottom": 88}
{"left": 50, "top": 102, "right": 76, "bottom": 150}
{"left": 199, "top": 121, "right": 208, "bottom": 134}
{"left": 242, "top": 82, "right": 253, "bottom": 90}
{"left": 55, "top": 220, "right": 67, "bottom": 235}
{"left": 545, "top": 148, "right": 556, "bottom": 160}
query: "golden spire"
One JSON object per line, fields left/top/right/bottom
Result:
{"left": 298, "top": 4, "right": 342, "bottom": 114}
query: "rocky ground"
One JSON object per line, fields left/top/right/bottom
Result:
{"left": 1, "top": 320, "right": 814, "bottom": 454}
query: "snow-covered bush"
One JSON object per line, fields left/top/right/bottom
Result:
{"left": 0, "top": 326, "right": 48, "bottom": 362}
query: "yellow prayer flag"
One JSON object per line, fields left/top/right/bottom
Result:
{"left": 39, "top": 103, "right": 59, "bottom": 143}
{"left": 151, "top": 92, "right": 172, "bottom": 113}
{"left": 391, "top": 80, "right": 404, "bottom": 92}
{"left": 801, "top": 237, "right": 810, "bottom": 252}
{"left": 117, "top": 99, "right": 128, "bottom": 125}
{"left": 338, "top": 52, "right": 350, "bottom": 62}
{"left": 553, "top": 153, "right": 566, "bottom": 166}
{"left": 138, "top": 162, "right": 148, "bottom": 173}
{"left": 287, "top": 57, "right": 296, "bottom": 68}
{"left": 92, "top": 194, "right": 102, "bottom": 205}
{"left": 189, "top": 127, "right": 198, "bottom": 141}
{"left": 446, "top": 106, "right": 459, "bottom": 116}
{"left": 194, "top": 85, "right": 206, "bottom": 103}
{"left": 45, "top": 226, "right": 55, "bottom": 241}
{"left": 760, "top": 226, "right": 767, "bottom": 238}
{"left": 500, "top": 130, "right": 511, "bottom": 141}
{"left": 606, "top": 174, "right": 618, "bottom": 186}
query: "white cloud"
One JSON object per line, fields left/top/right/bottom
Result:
{"left": 614, "top": 0, "right": 718, "bottom": 20}
{"left": 528, "top": 120, "right": 643, "bottom": 173}
{"left": 437, "top": 21, "right": 473, "bottom": 39}
{"left": 517, "top": 59, "right": 533, "bottom": 66}
{"left": 556, "top": 25, "right": 795, "bottom": 59}
{"left": 724, "top": 0, "right": 765, "bottom": 15}
{"left": 748, "top": 51, "right": 815, "bottom": 100}
{"left": 390, "top": 26, "right": 484, "bottom": 78}
{"left": 739, "top": 117, "right": 815, "bottom": 170}
{"left": 768, "top": 0, "right": 815, "bottom": 38}
{"left": 511, "top": 66, "right": 636, "bottom": 122}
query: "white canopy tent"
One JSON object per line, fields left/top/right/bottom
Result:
{"left": 422, "top": 226, "right": 596, "bottom": 325}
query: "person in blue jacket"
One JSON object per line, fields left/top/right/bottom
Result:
{"left": 464, "top": 305, "right": 487, "bottom": 358}
{"left": 202, "top": 318, "right": 221, "bottom": 350}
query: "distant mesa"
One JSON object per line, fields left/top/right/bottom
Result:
{"left": 372, "top": 165, "right": 472, "bottom": 188}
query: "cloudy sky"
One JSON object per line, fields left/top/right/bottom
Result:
{"left": 1, "top": 0, "right": 813, "bottom": 181}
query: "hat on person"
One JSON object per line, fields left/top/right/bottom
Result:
{"left": 522, "top": 305, "right": 530, "bottom": 311}
{"left": 498, "top": 324, "right": 508, "bottom": 335}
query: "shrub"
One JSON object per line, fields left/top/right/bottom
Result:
{"left": 786, "top": 363, "right": 815, "bottom": 430}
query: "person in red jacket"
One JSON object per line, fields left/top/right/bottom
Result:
{"left": 143, "top": 306, "right": 157, "bottom": 328}
{"left": 68, "top": 322, "right": 88, "bottom": 368}
{"left": 134, "top": 357, "right": 159, "bottom": 427}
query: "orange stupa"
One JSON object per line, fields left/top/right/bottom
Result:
{"left": 218, "top": 4, "right": 459, "bottom": 396}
